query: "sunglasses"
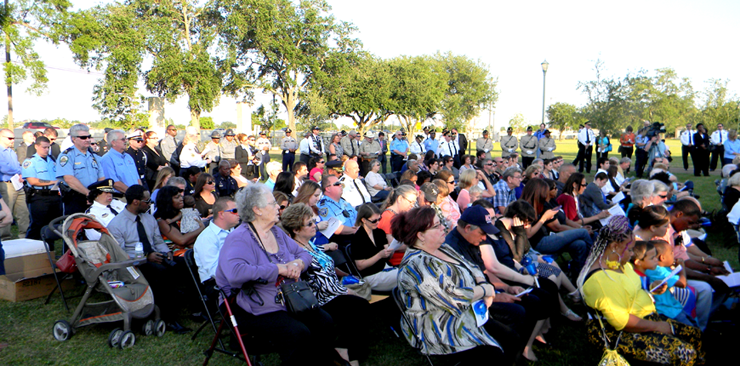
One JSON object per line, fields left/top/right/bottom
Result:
{"left": 279, "top": 205, "right": 287, "bottom": 210}
{"left": 303, "top": 221, "right": 316, "bottom": 228}
{"left": 75, "top": 135, "right": 92, "bottom": 140}
{"left": 365, "top": 218, "right": 380, "bottom": 224}
{"left": 206, "top": 181, "right": 214, "bottom": 185}
{"left": 224, "top": 208, "right": 238, "bottom": 215}
{"left": 447, "top": 180, "right": 455, "bottom": 185}
{"left": 485, "top": 163, "right": 494, "bottom": 166}
{"left": 91, "top": 142, "right": 98, "bottom": 146}
{"left": 318, "top": 161, "right": 325, "bottom": 164}
{"left": 658, "top": 194, "right": 668, "bottom": 199}
{"left": 331, "top": 181, "right": 343, "bottom": 187}
{"left": 131, "top": 139, "right": 144, "bottom": 143}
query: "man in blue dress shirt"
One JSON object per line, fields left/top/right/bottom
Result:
{"left": 21, "top": 136, "right": 61, "bottom": 240}
{"left": 100, "top": 130, "right": 142, "bottom": 195}
{"left": 0, "top": 128, "right": 30, "bottom": 240}
{"left": 389, "top": 131, "right": 409, "bottom": 173}
{"left": 56, "top": 124, "right": 105, "bottom": 214}
{"left": 317, "top": 174, "right": 359, "bottom": 240}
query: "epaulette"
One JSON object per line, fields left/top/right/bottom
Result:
{"left": 62, "top": 146, "right": 75, "bottom": 154}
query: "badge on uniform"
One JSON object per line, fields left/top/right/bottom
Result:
{"left": 22, "top": 160, "right": 31, "bottom": 169}
{"left": 60, "top": 156, "right": 69, "bottom": 167}
{"left": 319, "top": 207, "right": 328, "bottom": 217}
{"left": 102, "top": 213, "right": 109, "bottom": 218}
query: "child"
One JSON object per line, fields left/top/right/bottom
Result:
{"left": 633, "top": 240, "right": 699, "bottom": 328}
{"left": 468, "top": 186, "right": 483, "bottom": 208}
{"left": 180, "top": 195, "right": 202, "bottom": 234}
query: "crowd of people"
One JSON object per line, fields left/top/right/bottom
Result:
{"left": 0, "top": 121, "right": 736, "bottom": 365}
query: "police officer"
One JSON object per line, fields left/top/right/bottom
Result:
{"left": 56, "top": 124, "right": 105, "bottom": 215}
{"left": 519, "top": 126, "right": 538, "bottom": 169}
{"left": 256, "top": 131, "right": 272, "bottom": 179}
{"left": 358, "top": 130, "right": 381, "bottom": 177}
{"left": 99, "top": 130, "right": 142, "bottom": 195}
{"left": 84, "top": 179, "right": 125, "bottom": 241}
{"left": 317, "top": 175, "right": 359, "bottom": 243}
{"left": 204, "top": 130, "right": 223, "bottom": 173}
{"left": 500, "top": 127, "right": 518, "bottom": 158}
{"left": 280, "top": 128, "right": 297, "bottom": 172}
{"left": 476, "top": 130, "right": 494, "bottom": 158}
{"left": 21, "top": 136, "right": 61, "bottom": 240}
{"left": 220, "top": 129, "right": 238, "bottom": 161}
{"left": 97, "top": 127, "right": 113, "bottom": 156}
{"left": 538, "top": 129, "right": 557, "bottom": 160}
{"left": 213, "top": 160, "right": 238, "bottom": 198}
{"left": 126, "top": 131, "right": 148, "bottom": 190}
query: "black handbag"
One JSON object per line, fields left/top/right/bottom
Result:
{"left": 248, "top": 223, "right": 319, "bottom": 314}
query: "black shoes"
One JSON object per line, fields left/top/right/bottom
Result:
{"left": 166, "top": 321, "right": 192, "bottom": 334}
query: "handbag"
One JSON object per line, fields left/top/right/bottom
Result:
{"left": 56, "top": 250, "right": 78, "bottom": 274}
{"left": 248, "top": 222, "right": 319, "bottom": 314}
{"left": 343, "top": 275, "right": 372, "bottom": 301}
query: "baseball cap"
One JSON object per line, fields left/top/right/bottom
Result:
{"left": 420, "top": 182, "right": 439, "bottom": 203}
{"left": 459, "top": 206, "right": 499, "bottom": 234}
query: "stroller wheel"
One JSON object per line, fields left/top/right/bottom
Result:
{"left": 155, "top": 319, "right": 166, "bottom": 337}
{"left": 142, "top": 319, "right": 155, "bottom": 336}
{"left": 119, "top": 331, "right": 136, "bottom": 349}
{"left": 108, "top": 328, "right": 123, "bottom": 348}
{"left": 52, "top": 320, "right": 73, "bottom": 342}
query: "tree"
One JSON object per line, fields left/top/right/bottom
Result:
{"left": 69, "top": 0, "right": 235, "bottom": 129}
{"left": 508, "top": 113, "right": 526, "bottom": 133}
{"left": 199, "top": 116, "right": 215, "bottom": 129}
{"left": 253, "top": 101, "right": 284, "bottom": 136}
{"left": 220, "top": 121, "right": 236, "bottom": 129}
{"left": 577, "top": 60, "right": 631, "bottom": 135}
{"left": 387, "top": 55, "right": 446, "bottom": 137}
{"left": 218, "top": 0, "right": 361, "bottom": 133}
{"left": 2, "top": 0, "right": 71, "bottom": 128}
{"left": 546, "top": 102, "right": 580, "bottom": 139}
{"left": 697, "top": 79, "right": 739, "bottom": 129}
{"left": 317, "top": 53, "right": 393, "bottom": 136}
{"left": 434, "top": 51, "right": 498, "bottom": 131}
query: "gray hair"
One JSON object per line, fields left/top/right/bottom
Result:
{"left": 266, "top": 161, "right": 282, "bottom": 176}
{"left": 236, "top": 183, "right": 271, "bottom": 222}
{"left": 166, "top": 176, "right": 186, "bottom": 187}
{"left": 651, "top": 180, "right": 669, "bottom": 194}
{"left": 558, "top": 163, "right": 576, "bottom": 174}
{"left": 532, "top": 159, "right": 543, "bottom": 166}
{"left": 370, "top": 159, "right": 380, "bottom": 168}
{"left": 107, "top": 130, "right": 125, "bottom": 142}
{"left": 69, "top": 124, "right": 90, "bottom": 137}
{"left": 728, "top": 172, "right": 740, "bottom": 188}
{"left": 630, "top": 179, "right": 654, "bottom": 206}
{"left": 620, "top": 157, "right": 631, "bottom": 165}
{"left": 502, "top": 166, "right": 521, "bottom": 181}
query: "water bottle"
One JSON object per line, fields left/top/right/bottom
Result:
{"left": 134, "top": 242, "right": 144, "bottom": 259}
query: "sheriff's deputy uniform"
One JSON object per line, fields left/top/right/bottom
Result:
{"left": 21, "top": 151, "right": 61, "bottom": 240}
{"left": 500, "top": 127, "right": 518, "bottom": 157}
{"left": 126, "top": 132, "right": 148, "bottom": 190}
{"left": 84, "top": 179, "right": 125, "bottom": 241}
{"left": 317, "top": 195, "right": 357, "bottom": 227}
{"left": 56, "top": 146, "right": 104, "bottom": 215}
{"left": 280, "top": 129, "right": 297, "bottom": 172}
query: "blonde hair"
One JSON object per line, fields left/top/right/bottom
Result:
{"left": 459, "top": 169, "right": 477, "bottom": 189}
{"left": 182, "top": 133, "right": 199, "bottom": 145}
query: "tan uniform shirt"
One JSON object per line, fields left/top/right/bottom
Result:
{"left": 476, "top": 137, "right": 493, "bottom": 156}
{"left": 500, "top": 135, "right": 518, "bottom": 157}
{"left": 539, "top": 137, "right": 556, "bottom": 159}
{"left": 340, "top": 136, "right": 359, "bottom": 156}
{"left": 221, "top": 139, "right": 238, "bottom": 160}
{"left": 359, "top": 140, "right": 381, "bottom": 159}
{"left": 519, "top": 135, "right": 538, "bottom": 158}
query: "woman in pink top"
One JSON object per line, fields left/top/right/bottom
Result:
{"left": 307, "top": 157, "right": 325, "bottom": 182}
{"left": 434, "top": 172, "right": 461, "bottom": 228}
{"left": 456, "top": 169, "right": 495, "bottom": 212}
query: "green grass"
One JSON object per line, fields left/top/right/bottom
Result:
{"left": 0, "top": 139, "right": 736, "bottom": 365}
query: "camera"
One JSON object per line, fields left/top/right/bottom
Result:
{"left": 646, "top": 122, "right": 666, "bottom": 139}
{"left": 160, "top": 252, "right": 177, "bottom": 267}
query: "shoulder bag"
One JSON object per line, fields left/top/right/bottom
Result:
{"left": 248, "top": 223, "right": 319, "bottom": 314}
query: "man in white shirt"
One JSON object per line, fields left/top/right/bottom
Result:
{"left": 84, "top": 179, "right": 126, "bottom": 241}
{"left": 409, "top": 134, "right": 426, "bottom": 156}
{"left": 679, "top": 123, "right": 695, "bottom": 171}
{"left": 340, "top": 160, "right": 371, "bottom": 208}
{"left": 576, "top": 122, "right": 596, "bottom": 173}
{"left": 438, "top": 131, "right": 457, "bottom": 160}
{"left": 299, "top": 131, "right": 313, "bottom": 164}
{"left": 710, "top": 123, "right": 728, "bottom": 171}
{"left": 193, "top": 197, "right": 240, "bottom": 282}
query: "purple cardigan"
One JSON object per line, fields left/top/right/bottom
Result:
{"left": 215, "top": 222, "right": 311, "bottom": 316}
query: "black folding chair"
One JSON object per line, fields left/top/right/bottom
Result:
{"left": 341, "top": 244, "right": 391, "bottom": 296}
{"left": 385, "top": 173, "right": 399, "bottom": 188}
{"left": 183, "top": 249, "right": 221, "bottom": 343}
{"left": 391, "top": 287, "right": 434, "bottom": 366}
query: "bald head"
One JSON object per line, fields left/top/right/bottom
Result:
{"left": 344, "top": 159, "right": 360, "bottom": 179}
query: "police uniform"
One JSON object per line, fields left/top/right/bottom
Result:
{"left": 317, "top": 196, "right": 357, "bottom": 228}
{"left": 56, "top": 146, "right": 104, "bottom": 215}
{"left": 500, "top": 133, "right": 518, "bottom": 157}
{"left": 214, "top": 172, "right": 238, "bottom": 198}
{"left": 126, "top": 146, "right": 148, "bottom": 190}
{"left": 340, "top": 175, "right": 371, "bottom": 208}
{"left": 280, "top": 131, "right": 297, "bottom": 172}
{"left": 256, "top": 135, "right": 272, "bottom": 179}
{"left": 85, "top": 199, "right": 125, "bottom": 241}
{"left": 21, "top": 153, "right": 61, "bottom": 240}
{"left": 538, "top": 136, "right": 557, "bottom": 160}
{"left": 100, "top": 149, "right": 141, "bottom": 194}
{"left": 359, "top": 134, "right": 381, "bottom": 177}
{"left": 476, "top": 136, "right": 494, "bottom": 158}
{"left": 204, "top": 139, "right": 222, "bottom": 173}
{"left": 519, "top": 133, "right": 538, "bottom": 168}
{"left": 221, "top": 130, "right": 238, "bottom": 160}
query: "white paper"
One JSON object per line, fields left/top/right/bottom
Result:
{"left": 611, "top": 191, "right": 626, "bottom": 203}
{"left": 515, "top": 287, "right": 534, "bottom": 298}
{"left": 387, "top": 239, "right": 402, "bottom": 252}
{"left": 723, "top": 261, "right": 733, "bottom": 274}
{"left": 717, "top": 272, "right": 740, "bottom": 288}
{"left": 319, "top": 217, "right": 342, "bottom": 238}
{"left": 599, "top": 205, "right": 627, "bottom": 226}
{"left": 650, "top": 265, "right": 682, "bottom": 293}
{"left": 473, "top": 299, "right": 489, "bottom": 327}
{"left": 10, "top": 174, "right": 23, "bottom": 191}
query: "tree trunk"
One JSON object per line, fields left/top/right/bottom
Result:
{"left": 190, "top": 109, "right": 200, "bottom": 130}
{"left": 5, "top": 0, "right": 13, "bottom": 129}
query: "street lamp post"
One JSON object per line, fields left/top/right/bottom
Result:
{"left": 541, "top": 60, "right": 549, "bottom": 126}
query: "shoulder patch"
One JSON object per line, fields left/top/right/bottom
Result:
{"left": 319, "top": 207, "right": 328, "bottom": 217}
{"left": 22, "top": 160, "right": 31, "bottom": 169}
{"left": 59, "top": 155, "right": 69, "bottom": 167}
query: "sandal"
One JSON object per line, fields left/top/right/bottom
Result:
{"left": 561, "top": 308, "right": 582, "bottom": 322}
{"left": 567, "top": 290, "right": 582, "bottom": 304}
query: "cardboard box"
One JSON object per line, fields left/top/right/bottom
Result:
{"left": 0, "top": 239, "right": 60, "bottom": 302}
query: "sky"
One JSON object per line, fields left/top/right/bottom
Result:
{"left": 5, "top": 0, "right": 739, "bottom": 131}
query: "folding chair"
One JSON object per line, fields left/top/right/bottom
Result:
{"left": 384, "top": 173, "right": 399, "bottom": 188}
{"left": 391, "top": 287, "right": 434, "bottom": 366}
{"left": 341, "top": 244, "right": 392, "bottom": 296}
{"left": 183, "top": 249, "right": 220, "bottom": 343}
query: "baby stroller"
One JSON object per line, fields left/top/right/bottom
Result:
{"left": 51, "top": 213, "right": 165, "bottom": 348}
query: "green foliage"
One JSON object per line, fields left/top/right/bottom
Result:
{"left": 253, "top": 102, "right": 283, "bottom": 135}
{"left": 507, "top": 113, "right": 527, "bottom": 133}
{"left": 199, "top": 116, "right": 215, "bottom": 129}
{"left": 434, "top": 51, "right": 498, "bottom": 130}
{"left": 547, "top": 102, "right": 581, "bottom": 138}
{"left": 219, "top": 121, "right": 236, "bottom": 129}
{"left": 387, "top": 55, "right": 447, "bottom": 137}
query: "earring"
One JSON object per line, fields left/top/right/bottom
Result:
{"left": 604, "top": 249, "right": 622, "bottom": 270}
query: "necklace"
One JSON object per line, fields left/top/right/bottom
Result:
{"left": 294, "top": 237, "right": 314, "bottom": 252}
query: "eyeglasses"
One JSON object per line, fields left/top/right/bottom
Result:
{"left": 2, "top": 136, "right": 14, "bottom": 140}
{"left": 485, "top": 163, "right": 494, "bottom": 166}
{"left": 429, "top": 221, "right": 443, "bottom": 231}
{"left": 330, "top": 181, "right": 343, "bottom": 187}
{"left": 512, "top": 175, "right": 522, "bottom": 180}
{"left": 447, "top": 180, "right": 455, "bottom": 185}
{"left": 75, "top": 135, "right": 92, "bottom": 140}
{"left": 90, "top": 142, "right": 98, "bottom": 146}
{"left": 279, "top": 205, "right": 287, "bottom": 210}
{"left": 658, "top": 194, "right": 668, "bottom": 199}
{"left": 140, "top": 198, "right": 152, "bottom": 204}
{"left": 131, "top": 139, "right": 144, "bottom": 143}
{"left": 401, "top": 196, "right": 417, "bottom": 205}
{"left": 365, "top": 218, "right": 380, "bottom": 224}
{"left": 206, "top": 181, "right": 214, "bottom": 185}
{"left": 224, "top": 208, "right": 239, "bottom": 215}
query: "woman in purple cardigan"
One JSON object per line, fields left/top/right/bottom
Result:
{"left": 215, "top": 183, "right": 346, "bottom": 366}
